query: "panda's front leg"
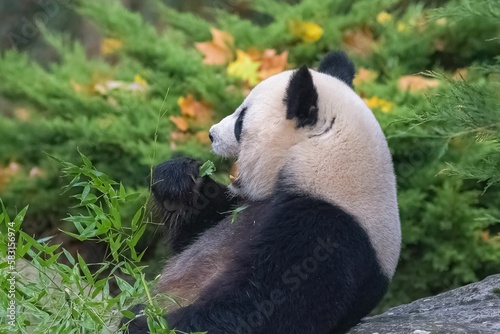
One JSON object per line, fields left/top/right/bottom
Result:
{"left": 151, "top": 157, "right": 236, "bottom": 253}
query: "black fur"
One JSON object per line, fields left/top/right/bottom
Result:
{"left": 234, "top": 107, "right": 247, "bottom": 142}
{"left": 150, "top": 157, "right": 237, "bottom": 253}
{"left": 120, "top": 304, "right": 145, "bottom": 331}
{"left": 125, "top": 180, "right": 389, "bottom": 333}
{"left": 284, "top": 66, "right": 319, "bottom": 128}
{"left": 318, "top": 51, "right": 355, "bottom": 88}
{"left": 151, "top": 157, "right": 200, "bottom": 205}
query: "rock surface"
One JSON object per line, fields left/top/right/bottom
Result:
{"left": 348, "top": 274, "right": 500, "bottom": 334}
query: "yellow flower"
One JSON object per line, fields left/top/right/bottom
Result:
{"left": 377, "top": 12, "right": 393, "bottom": 25}
{"left": 101, "top": 38, "right": 123, "bottom": 55}
{"left": 134, "top": 74, "right": 148, "bottom": 87}
{"left": 397, "top": 22, "right": 408, "bottom": 32}
{"left": 363, "top": 96, "right": 394, "bottom": 113}
{"left": 436, "top": 18, "right": 447, "bottom": 26}
{"left": 227, "top": 50, "right": 261, "bottom": 86}
{"left": 289, "top": 21, "right": 323, "bottom": 43}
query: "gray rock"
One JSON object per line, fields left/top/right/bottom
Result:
{"left": 349, "top": 274, "right": 500, "bottom": 334}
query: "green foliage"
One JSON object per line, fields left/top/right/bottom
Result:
{"left": 0, "top": 155, "right": 178, "bottom": 333}
{"left": 376, "top": 1, "right": 500, "bottom": 309}
{"left": 402, "top": 71, "right": 500, "bottom": 189}
{"left": 0, "top": 0, "right": 499, "bottom": 328}
{"left": 198, "top": 160, "right": 216, "bottom": 178}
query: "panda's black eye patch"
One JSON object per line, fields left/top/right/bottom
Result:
{"left": 234, "top": 107, "right": 247, "bottom": 142}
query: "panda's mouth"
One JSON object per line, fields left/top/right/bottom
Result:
{"left": 228, "top": 177, "right": 242, "bottom": 196}
{"left": 227, "top": 162, "right": 243, "bottom": 197}
{"left": 229, "top": 163, "right": 239, "bottom": 184}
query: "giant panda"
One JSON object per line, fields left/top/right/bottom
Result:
{"left": 124, "top": 51, "right": 401, "bottom": 334}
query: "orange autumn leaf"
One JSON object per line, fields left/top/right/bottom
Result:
{"left": 171, "top": 95, "right": 214, "bottom": 136}
{"left": 169, "top": 116, "right": 189, "bottom": 132}
{"left": 481, "top": 231, "right": 490, "bottom": 241}
{"left": 177, "top": 94, "right": 213, "bottom": 125}
{"left": 0, "top": 162, "right": 21, "bottom": 191}
{"left": 398, "top": 75, "right": 440, "bottom": 92}
{"left": 342, "top": 27, "right": 376, "bottom": 57}
{"left": 14, "top": 107, "right": 30, "bottom": 121}
{"left": 259, "top": 49, "right": 289, "bottom": 80}
{"left": 70, "top": 80, "right": 83, "bottom": 93}
{"left": 195, "top": 28, "right": 234, "bottom": 65}
{"left": 246, "top": 47, "right": 263, "bottom": 61}
{"left": 453, "top": 68, "right": 468, "bottom": 80}
{"left": 101, "top": 38, "right": 123, "bottom": 55}
{"left": 170, "top": 131, "right": 188, "bottom": 142}
{"left": 353, "top": 67, "right": 377, "bottom": 86}
{"left": 434, "top": 38, "right": 447, "bottom": 52}
{"left": 195, "top": 131, "right": 212, "bottom": 145}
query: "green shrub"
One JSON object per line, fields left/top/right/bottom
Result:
{"left": 0, "top": 154, "right": 169, "bottom": 333}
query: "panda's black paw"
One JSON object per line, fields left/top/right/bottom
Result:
{"left": 119, "top": 304, "right": 150, "bottom": 334}
{"left": 121, "top": 315, "right": 150, "bottom": 334}
{"left": 151, "top": 157, "right": 201, "bottom": 206}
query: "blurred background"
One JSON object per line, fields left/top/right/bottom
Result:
{"left": 0, "top": 0, "right": 499, "bottom": 313}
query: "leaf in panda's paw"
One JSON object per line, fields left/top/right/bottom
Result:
{"left": 227, "top": 50, "right": 261, "bottom": 86}
{"left": 289, "top": 21, "right": 323, "bottom": 43}
{"left": 199, "top": 160, "right": 216, "bottom": 177}
{"left": 195, "top": 28, "right": 234, "bottom": 65}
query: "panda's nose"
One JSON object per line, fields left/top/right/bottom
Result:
{"left": 208, "top": 132, "right": 214, "bottom": 143}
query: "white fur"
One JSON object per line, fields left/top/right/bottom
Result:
{"left": 210, "top": 111, "right": 240, "bottom": 157}
{"left": 209, "top": 69, "right": 401, "bottom": 277}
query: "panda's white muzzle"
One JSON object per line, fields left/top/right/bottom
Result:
{"left": 209, "top": 113, "right": 240, "bottom": 158}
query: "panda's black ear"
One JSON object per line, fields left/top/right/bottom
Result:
{"left": 318, "top": 51, "right": 355, "bottom": 88}
{"left": 284, "top": 66, "right": 319, "bottom": 128}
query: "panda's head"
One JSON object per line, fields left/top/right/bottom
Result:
{"left": 210, "top": 52, "right": 354, "bottom": 155}
{"left": 209, "top": 51, "right": 393, "bottom": 204}
{"left": 210, "top": 51, "right": 400, "bottom": 276}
